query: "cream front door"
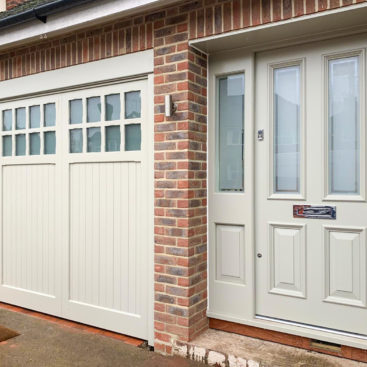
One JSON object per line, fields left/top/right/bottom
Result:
{"left": 256, "top": 34, "right": 367, "bottom": 336}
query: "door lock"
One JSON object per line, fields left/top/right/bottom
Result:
{"left": 257, "top": 253, "right": 262, "bottom": 258}
{"left": 257, "top": 129, "right": 264, "bottom": 141}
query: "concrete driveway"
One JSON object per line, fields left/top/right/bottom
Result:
{"left": 0, "top": 307, "right": 201, "bottom": 367}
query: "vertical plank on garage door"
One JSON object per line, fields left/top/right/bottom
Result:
{"left": 69, "top": 161, "right": 141, "bottom": 313}
{"left": 2, "top": 165, "right": 56, "bottom": 297}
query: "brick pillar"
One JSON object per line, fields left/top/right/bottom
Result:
{"left": 153, "top": 7, "right": 208, "bottom": 355}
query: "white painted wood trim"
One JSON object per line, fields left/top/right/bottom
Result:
{"left": 0, "top": 0, "right": 5, "bottom": 12}
{"left": 0, "top": 50, "right": 154, "bottom": 101}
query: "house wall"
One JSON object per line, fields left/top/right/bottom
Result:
{"left": 0, "top": 0, "right": 365, "bottom": 355}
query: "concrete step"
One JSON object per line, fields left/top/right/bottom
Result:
{"left": 173, "top": 329, "right": 367, "bottom": 367}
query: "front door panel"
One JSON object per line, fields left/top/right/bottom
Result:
{"left": 256, "top": 34, "right": 367, "bottom": 336}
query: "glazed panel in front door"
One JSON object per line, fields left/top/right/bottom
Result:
{"left": 256, "top": 35, "right": 367, "bottom": 336}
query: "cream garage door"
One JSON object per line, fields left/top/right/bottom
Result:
{"left": 256, "top": 34, "right": 367, "bottom": 336}
{"left": 0, "top": 79, "right": 150, "bottom": 339}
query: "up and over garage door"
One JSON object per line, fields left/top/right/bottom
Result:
{"left": 0, "top": 56, "right": 153, "bottom": 341}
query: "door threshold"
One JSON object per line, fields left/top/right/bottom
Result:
{"left": 256, "top": 315, "right": 367, "bottom": 341}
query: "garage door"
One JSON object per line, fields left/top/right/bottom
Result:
{"left": 0, "top": 78, "right": 150, "bottom": 339}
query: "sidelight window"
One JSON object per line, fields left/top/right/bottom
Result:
{"left": 217, "top": 74, "right": 245, "bottom": 192}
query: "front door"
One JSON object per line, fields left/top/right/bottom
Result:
{"left": 256, "top": 34, "right": 367, "bottom": 335}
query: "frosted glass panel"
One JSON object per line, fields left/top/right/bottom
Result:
{"left": 30, "top": 105, "right": 40, "bottom": 128}
{"left": 87, "top": 127, "right": 101, "bottom": 152}
{"left": 106, "top": 94, "right": 121, "bottom": 121}
{"left": 328, "top": 56, "right": 360, "bottom": 195}
{"left": 87, "top": 97, "right": 101, "bottom": 123}
{"left": 70, "top": 99, "right": 83, "bottom": 124}
{"left": 16, "top": 134, "right": 26, "bottom": 156}
{"left": 44, "top": 103, "right": 56, "bottom": 127}
{"left": 16, "top": 108, "right": 26, "bottom": 130}
{"left": 44, "top": 131, "right": 56, "bottom": 154}
{"left": 70, "top": 129, "right": 83, "bottom": 153}
{"left": 125, "top": 91, "right": 141, "bottom": 119}
{"left": 106, "top": 126, "right": 120, "bottom": 152}
{"left": 217, "top": 74, "right": 244, "bottom": 192}
{"left": 125, "top": 124, "right": 141, "bottom": 151}
{"left": 2, "top": 136, "right": 12, "bottom": 156}
{"left": 3, "top": 110, "right": 12, "bottom": 131}
{"left": 30, "top": 133, "right": 40, "bottom": 155}
{"left": 274, "top": 66, "right": 300, "bottom": 193}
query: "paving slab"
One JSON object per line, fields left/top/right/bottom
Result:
{"left": 0, "top": 308, "right": 201, "bottom": 367}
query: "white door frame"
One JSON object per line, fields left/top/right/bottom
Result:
{"left": 0, "top": 50, "right": 155, "bottom": 346}
{"left": 207, "top": 35, "right": 367, "bottom": 350}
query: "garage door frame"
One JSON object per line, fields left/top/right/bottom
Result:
{"left": 0, "top": 49, "right": 155, "bottom": 345}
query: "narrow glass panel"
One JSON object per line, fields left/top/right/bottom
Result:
{"left": 30, "top": 105, "right": 40, "bottom": 128}
{"left": 69, "top": 99, "right": 83, "bottom": 124}
{"left": 106, "top": 126, "right": 121, "bottom": 152}
{"left": 44, "top": 131, "right": 56, "bottom": 154}
{"left": 44, "top": 103, "right": 56, "bottom": 127}
{"left": 16, "top": 134, "right": 26, "bottom": 156}
{"left": 30, "top": 133, "right": 40, "bottom": 155}
{"left": 273, "top": 66, "right": 301, "bottom": 193}
{"left": 3, "top": 110, "right": 12, "bottom": 131}
{"left": 125, "top": 124, "right": 141, "bottom": 151}
{"left": 87, "top": 127, "right": 101, "bottom": 152}
{"left": 328, "top": 56, "right": 360, "bottom": 195}
{"left": 16, "top": 107, "right": 26, "bottom": 130}
{"left": 87, "top": 97, "right": 101, "bottom": 123}
{"left": 125, "top": 91, "right": 141, "bottom": 119}
{"left": 70, "top": 129, "right": 83, "bottom": 153}
{"left": 217, "top": 74, "right": 244, "bottom": 192}
{"left": 106, "top": 94, "right": 121, "bottom": 121}
{"left": 2, "top": 136, "right": 12, "bottom": 156}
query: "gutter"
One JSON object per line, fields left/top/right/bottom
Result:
{"left": 0, "top": 0, "right": 97, "bottom": 29}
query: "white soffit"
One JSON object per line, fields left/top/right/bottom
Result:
{"left": 0, "top": 0, "right": 176, "bottom": 50}
{"left": 190, "top": 3, "right": 367, "bottom": 53}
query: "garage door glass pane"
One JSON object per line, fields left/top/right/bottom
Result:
{"left": 217, "top": 74, "right": 244, "bottom": 192}
{"left": 16, "top": 134, "right": 26, "bottom": 156}
{"left": 70, "top": 99, "right": 83, "bottom": 124}
{"left": 273, "top": 66, "right": 301, "bottom": 193}
{"left": 87, "top": 97, "right": 101, "bottom": 123}
{"left": 30, "top": 105, "right": 40, "bottom": 129}
{"left": 87, "top": 127, "right": 101, "bottom": 152}
{"left": 125, "top": 91, "right": 141, "bottom": 119}
{"left": 70, "top": 129, "right": 83, "bottom": 153}
{"left": 2, "top": 136, "right": 11, "bottom": 156}
{"left": 106, "top": 94, "right": 120, "bottom": 121}
{"left": 106, "top": 126, "right": 120, "bottom": 152}
{"left": 125, "top": 124, "right": 141, "bottom": 151}
{"left": 44, "top": 131, "right": 56, "bottom": 154}
{"left": 44, "top": 103, "right": 56, "bottom": 127}
{"left": 30, "top": 133, "right": 40, "bottom": 155}
{"left": 3, "top": 110, "right": 12, "bottom": 131}
{"left": 328, "top": 56, "right": 360, "bottom": 195}
{"left": 16, "top": 108, "right": 26, "bottom": 130}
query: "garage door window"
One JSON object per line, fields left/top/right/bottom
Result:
{"left": 69, "top": 90, "right": 141, "bottom": 153}
{"left": 2, "top": 103, "right": 57, "bottom": 157}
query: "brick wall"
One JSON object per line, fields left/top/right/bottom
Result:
{"left": 6, "top": 0, "right": 28, "bottom": 10}
{"left": 0, "top": 0, "right": 365, "bottom": 356}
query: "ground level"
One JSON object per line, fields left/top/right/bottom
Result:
{"left": 0, "top": 307, "right": 200, "bottom": 367}
{"left": 0, "top": 305, "right": 366, "bottom": 367}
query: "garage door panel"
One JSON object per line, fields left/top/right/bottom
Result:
{"left": 2, "top": 164, "right": 56, "bottom": 296}
{"left": 0, "top": 77, "right": 150, "bottom": 340}
{"left": 69, "top": 161, "right": 142, "bottom": 315}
